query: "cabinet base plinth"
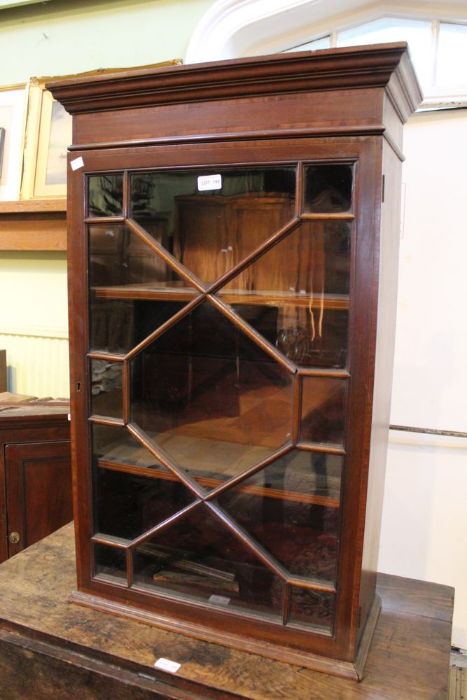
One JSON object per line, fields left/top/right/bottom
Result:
{"left": 70, "top": 589, "right": 382, "bottom": 680}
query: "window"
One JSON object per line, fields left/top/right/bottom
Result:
{"left": 286, "top": 17, "right": 467, "bottom": 107}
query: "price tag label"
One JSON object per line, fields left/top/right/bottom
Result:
{"left": 154, "top": 658, "right": 181, "bottom": 674}
{"left": 208, "top": 594, "right": 231, "bottom": 606}
{"left": 197, "top": 174, "right": 222, "bottom": 191}
{"left": 70, "top": 156, "right": 84, "bottom": 171}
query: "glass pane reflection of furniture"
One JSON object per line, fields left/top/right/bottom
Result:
{"left": 88, "top": 163, "right": 350, "bottom": 633}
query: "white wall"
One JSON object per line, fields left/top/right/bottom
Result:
{"left": 379, "top": 109, "right": 467, "bottom": 648}
{"left": 0, "top": 0, "right": 213, "bottom": 84}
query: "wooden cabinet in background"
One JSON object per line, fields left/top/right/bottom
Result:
{"left": 0, "top": 405, "right": 73, "bottom": 563}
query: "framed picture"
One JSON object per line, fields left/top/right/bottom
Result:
{"left": 21, "top": 80, "right": 72, "bottom": 199}
{"left": 0, "top": 85, "right": 28, "bottom": 201}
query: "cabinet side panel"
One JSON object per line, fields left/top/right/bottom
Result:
{"left": 67, "top": 160, "right": 92, "bottom": 590}
{"left": 358, "top": 139, "right": 402, "bottom": 640}
{"left": 0, "top": 443, "right": 7, "bottom": 563}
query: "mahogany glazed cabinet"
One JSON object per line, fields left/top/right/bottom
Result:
{"left": 49, "top": 44, "right": 421, "bottom": 679}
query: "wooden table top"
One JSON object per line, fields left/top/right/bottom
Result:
{"left": 0, "top": 524, "right": 453, "bottom": 699}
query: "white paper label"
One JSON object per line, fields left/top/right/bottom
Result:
{"left": 208, "top": 594, "right": 230, "bottom": 606}
{"left": 197, "top": 174, "right": 222, "bottom": 191}
{"left": 70, "top": 156, "right": 84, "bottom": 171}
{"left": 154, "top": 658, "right": 181, "bottom": 674}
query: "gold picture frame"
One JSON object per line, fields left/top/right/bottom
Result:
{"left": 21, "top": 61, "right": 182, "bottom": 201}
{"left": 0, "top": 84, "right": 28, "bottom": 201}
{"left": 21, "top": 79, "right": 72, "bottom": 199}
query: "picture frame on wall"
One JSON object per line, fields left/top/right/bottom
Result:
{"left": 0, "top": 85, "right": 28, "bottom": 201}
{"left": 21, "top": 80, "right": 72, "bottom": 199}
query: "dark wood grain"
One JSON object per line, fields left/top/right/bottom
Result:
{"left": 0, "top": 405, "right": 72, "bottom": 564}
{"left": 5, "top": 441, "right": 72, "bottom": 558}
{"left": 0, "top": 525, "right": 453, "bottom": 699}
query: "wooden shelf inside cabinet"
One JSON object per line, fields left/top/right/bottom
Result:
{"left": 0, "top": 199, "right": 67, "bottom": 251}
{"left": 95, "top": 435, "right": 341, "bottom": 508}
{"left": 92, "top": 284, "right": 350, "bottom": 309}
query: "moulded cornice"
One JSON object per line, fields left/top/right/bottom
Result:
{"left": 48, "top": 43, "right": 422, "bottom": 122}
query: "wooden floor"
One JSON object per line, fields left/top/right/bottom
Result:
{"left": 0, "top": 524, "right": 453, "bottom": 699}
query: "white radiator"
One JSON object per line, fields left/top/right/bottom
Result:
{"left": 0, "top": 332, "right": 70, "bottom": 398}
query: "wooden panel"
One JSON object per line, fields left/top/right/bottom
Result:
{"left": 5, "top": 440, "right": 72, "bottom": 557}
{"left": 0, "top": 199, "right": 66, "bottom": 251}
{"left": 0, "top": 199, "right": 66, "bottom": 214}
{"left": 72, "top": 88, "right": 384, "bottom": 148}
{"left": 357, "top": 139, "right": 403, "bottom": 640}
{"left": 0, "top": 214, "right": 67, "bottom": 251}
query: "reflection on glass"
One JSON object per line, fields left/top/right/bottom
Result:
{"left": 95, "top": 468, "right": 195, "bottom": 540}
{"left": 219, "top": 222, "right": 350, "bottom": 368}
{"left": 300, "top": 378, "right": 346, "bottom": 445}
{"left": 288, "top": 587, "right": 335, "bottom": 631}
{"left": 130, "top": 301, "right": 292, "bottom": 486}
{"left": 304, "top": 164, "right": 353, "bottom": 213}
{"left": 92, "top": 423, "right": 167, "bottom": 470}
{"left": 90, "top": 359, "right": 122, "bottom": 418}
{"left": 133, "top": 505, "right": 282, "bottom": 619}
{"left": 90, "top": 299, "right": 187, "bottom": 354}
{"left": 89, "top": 223, "right": 194, "bottom": 293}
{"left": 217, "top": 450, "right": 341, "bottom": 580}
{"left": 94, "top": 543, "right": 127, "bottom": 582}
{"left": 88, "top": 174, "right": 123, "bottom": 216}
{"left": 130, "top": 168, "right": 296, "bottom": 284}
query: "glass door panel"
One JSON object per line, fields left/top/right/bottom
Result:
{"left": 130, "top": 167, "right": 296, "bottom": 285}
{"left": 218, "top": 221, "right": 351, "bottom": 368}
{"left": 86, "top": 158, "right": 355, "bottom": 635}
{"left": 130, "top": 301, "right": 293, "bottom": 487}
{"left": 304, "top": 164, "right": 353, "bottom": 212}
{"left": 95, "top": 468, "right": 196, "bottom": 540}
{"left": 300, "top": 377, "right": 347, "bottom": 446}
{"left": 216, "top": 449, "right": 342, "bottom": 582}
{"left": 288, "top": 587, "right": 335, "bottom": 632}
{"left": 90, "top": 359, "right": 123, "bottom": 418}
{"left": 132, "top": 505, "right": 284, "bottom": 620}
{"left": 88, "top": 174, "right": 124, "bottom": 216}
{"left": 92, "top": 423, "right": 167, "bottom": 471}
{"left": 94, "top": 543, "right": 127, "bottom": 584}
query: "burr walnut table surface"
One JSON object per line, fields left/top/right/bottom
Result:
{"left": 0, "top": 524, "right": 453, "bottom": 699}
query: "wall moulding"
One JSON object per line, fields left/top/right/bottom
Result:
{"left": 185, "top": 0, "right": 467, "bottom": 63}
